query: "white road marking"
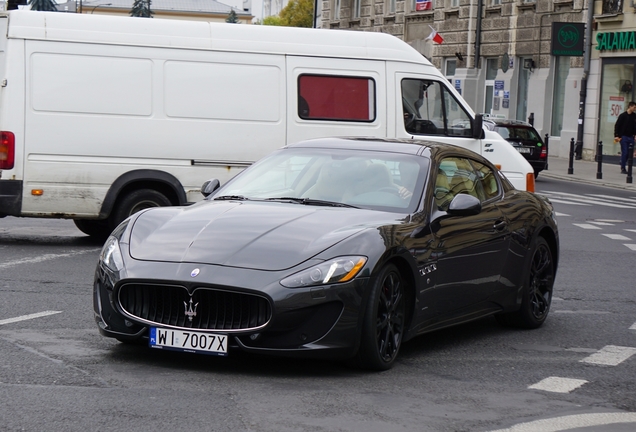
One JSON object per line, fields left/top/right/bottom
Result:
{"left": 602, "top": 233, "right": 632, "bottom": 241}
{"left": 553, "top": 310, "right": 610, "bottom": 315}
{"left": 554, "top": 212, "right": 569, "bottom": 217}
{"left": 489, "top": 412, "right": 636, "bottom": 432}
{"left": 528, "top": 377, "right": 587, "bottom": 394}
{"left": 572, "top": 223, "right": 602, "bottom": 229}
{"left": 0, "top": 311, "right": 62, "bottom": 326}
{"left": 624, "top": 244, "right": 636, "bottom": 251}
{"left": 546, "top": 198, "right": 590, "bottom": 206}
{"left": 588, "top": 194, "right": 636, "bottom": 204}
{"left": 588, "top": 221, "right": 615, "bottom": 226}
{"left": 629, "top": 322, "right": 636, "bottom": 330}
{"left": 541, "top": 191, "right": 636, "bottom": 208}
{"left": 596, "top": 219, "right": 625, "bottom": 223}
{"left": 580, "top": 345, "right": 636, "bottom": 366}
{"left": 0, "top": 249, "right": 99, "bottom": 269}
{"left": 624, "top": 229, "right": 636, "bottom": 233}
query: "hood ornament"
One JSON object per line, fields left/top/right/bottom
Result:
{"left": 191, "top": 268, "right": 200, "bottom": 277}
{"left": 184, "top": 297, "right": 199, "bottom": 322}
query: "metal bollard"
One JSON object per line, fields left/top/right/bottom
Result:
{"left": 528, "top": 112, "right": 534, "bottom": 126}
{"left": 568, "top": 137, "right": 575, "bottom": 174}
{"left": 544, "top": 134, "right": 549, "bottom": 170}
{"left": 596, "top": 141, "right": 603, "bottom": 179}
{"left": 628, "top": 142, "right": 634, "bottom": 184}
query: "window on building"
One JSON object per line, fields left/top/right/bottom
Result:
{"left": 333, "top": 0, "right": 341, "bottom": 19}
{"left": 484, "top": 58, "right": 499, "bottom": 115}
{"left": 352, "top": 0, "right": 361, "bottom": 18}
{"left": 491, "top": 0, "right": 501, "bottom": 5}
{"left": 551, "top": 56, "right": 570, "bottom": 137}
{"left": 388, "top": 0, "right": 396, "bottom": 13}
{"left": 401, "top": 79, "right": 473, "bottom": 137}
{"left": 445, "top": 59, "right": 457, "bottom": 78}
{"left": 602, "top": 0, "right": 622, "bottom": 14}
{"left": 298, "top": 75, "right": 376, "bottom": 121}
{"left": 450, "top": 0, "right": 459, "bottom": 7}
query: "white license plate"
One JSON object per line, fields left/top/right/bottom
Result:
{"left": 517, "top": 147, "right": 531, "bottom": 154}
{"left": 149, "top": 327, "right": 228, "bottom": 356}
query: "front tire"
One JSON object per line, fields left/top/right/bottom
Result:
{"left": 356, "top": 263, "right": 405, "bottom": 371}
{"left": 497, "top": 236, "right": 554, "bottom": 329}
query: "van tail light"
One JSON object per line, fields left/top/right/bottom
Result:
{"left": 526, "top": 172, "right": 535, "bottom": 193}
{"left": 540, "top": 147, "right": 547, "bottom": 159}
{"left": 0, "top": 131, "right": 15, "bottom": 170}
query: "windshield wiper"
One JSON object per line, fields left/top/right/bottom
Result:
{"left": 213, "top": 195, "right": 249, "bottom": 201}
{"left": 265, "top": 197, "right": 358, "bottom": 208}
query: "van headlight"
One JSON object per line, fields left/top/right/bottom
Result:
{"left": 280, "top": 256, "right": 367, "bottom": 288}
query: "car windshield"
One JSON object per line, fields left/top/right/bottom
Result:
{"left": 213, "top": 147, "right": 430, "bottom": 213}
{"left": 495, "top": 125, "right": 541, "bottom": 142}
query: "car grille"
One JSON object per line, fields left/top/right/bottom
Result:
{"left": 118, "top": 283, "right": 271, "bottom": 332}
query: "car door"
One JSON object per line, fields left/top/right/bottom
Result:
{"left": 426, "top": 156, "right": 510, "bottom": 317}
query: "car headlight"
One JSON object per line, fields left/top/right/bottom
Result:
{"left": 280, "top": 256, "right": 367, "bottom": 288}
{"left": 99, "top": 236, "right": 125, "bottom": 273}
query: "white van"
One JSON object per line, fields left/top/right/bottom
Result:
{"left": 0, "top": 11, "right": 534, "bottom": 238}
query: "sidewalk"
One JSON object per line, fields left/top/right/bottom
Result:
{"left": 538, "top": 155, "right": 636, "bottom": 191}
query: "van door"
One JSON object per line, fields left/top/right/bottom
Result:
{"left": 387, "top": 63, "right": 481, "bottom": 155}
{"left": 286, "top": 56, "right": 386, "bottom": 144}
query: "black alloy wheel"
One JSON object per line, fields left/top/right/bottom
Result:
{"left": 496, "top": 236, "right": 554, "bottom": 329}
{"left": 356, "top": 263, "right": 406, "bottom": 371}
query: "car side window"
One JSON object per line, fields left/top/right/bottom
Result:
{"left": 434, "top": 157, "right": 484, "bottom": 211}
{"left": 401, "top": 79, "right": 473, "bottom": 138}
{"left": 470, "top": 160, "right": 500, "bottom": 201}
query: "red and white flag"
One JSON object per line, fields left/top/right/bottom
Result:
{"left": 415, "top": 0, "right": 432, "bottom": 10}
{"left": 425, "top": 26, "right": 444, "bottom": 44}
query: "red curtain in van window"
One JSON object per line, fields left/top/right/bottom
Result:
{"left": 299, "top": 75, "right": 372, "bottom": 121}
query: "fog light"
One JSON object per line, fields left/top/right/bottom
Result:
{"left": 124, "top": 319, "right": 133, "bottom": 327}
{"left": 250, "top": 333, "right": 260, "bottom": 340}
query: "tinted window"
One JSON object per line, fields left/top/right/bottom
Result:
{"left": 298, "top": 75, "right": 376, "bottom": 122}
{"left": 434, "top": 157, "right": 484, "bottom": 211}
{"left": 470, "top": 160, "right": 500, "bottom": 201}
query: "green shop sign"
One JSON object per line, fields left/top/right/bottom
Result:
{"left": 596, "top": 31, "right": 636, "bottom": 51}
{"left": 552, "top": 22, "right": 585, "bottom": 56}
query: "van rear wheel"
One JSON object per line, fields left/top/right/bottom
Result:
{"left": 111, "top": 189, "right": 172, "bottom": 228}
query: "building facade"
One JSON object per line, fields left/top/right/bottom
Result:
{"left": 320, "top": 0, "right": 603, "bottom": 160}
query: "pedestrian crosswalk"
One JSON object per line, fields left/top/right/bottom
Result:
{"left": 537, "top": 190, "right": 636, "bottom": 208}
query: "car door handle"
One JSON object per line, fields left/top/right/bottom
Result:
{"left": 493, "top": 219, "right": 507, "bottom": 231}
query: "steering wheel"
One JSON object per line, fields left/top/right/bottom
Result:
{"left": 404, "top": 113, "right": 416, "bottom": 131}
{"left": 378, "top": 186, "right": 402, "bottom": 197}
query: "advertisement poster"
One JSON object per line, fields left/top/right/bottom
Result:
{"left": 608, "top": 96, "right": 625, "bottom": 123}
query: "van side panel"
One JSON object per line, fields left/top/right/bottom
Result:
{"left": 22, "top": 41, "right": 286, "bottom": 217}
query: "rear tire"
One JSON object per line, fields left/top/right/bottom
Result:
{"left": 73, "top": 219, "right": 111, "bottom": 241}
{"left": 355, "top": 263, "right": 405, "bottom": 371}
{"left": 496, "top": 236, "right": 554, "bottom": 329}
{"left": 110, "top": 189, "right": 171, "bottom": 229}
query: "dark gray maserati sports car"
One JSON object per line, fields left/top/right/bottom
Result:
{"left": 94, "top": 137, "right": 559, "bottom": 370}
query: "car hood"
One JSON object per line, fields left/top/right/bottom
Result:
{"left": 128, "top": 200, "right": 394, "bottom": 271}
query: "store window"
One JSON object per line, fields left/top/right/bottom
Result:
{"left": 551, "top": 56, "right": 570, "bottom": 137}
{"left": 599, "top": 60, "right": 636, "bottom": 157}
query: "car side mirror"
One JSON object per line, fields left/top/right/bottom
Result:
{"left": 447, "top": 193, "right": 481, "bottom": 216}
{"left": 472, "top": 113, "right": 484, "bottom": 139}
{"left": 201, "top": 179, "right": 220, "bottom": 197}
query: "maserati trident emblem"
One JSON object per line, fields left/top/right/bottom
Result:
{"left": 184, "top": 297, "right": 199, "bottom": 322}
{"left": 190, "top": 268, "right": 200, "bottom": 277}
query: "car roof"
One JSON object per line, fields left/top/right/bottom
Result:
{"left": 285, "top": 137, "right": 490, "bottom": 160}
{"left": 484, "top": 118, "right": 534, "bottom": 128}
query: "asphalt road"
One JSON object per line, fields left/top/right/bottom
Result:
{"left": 1, "top": 176, "right": 635, "bottom": 432}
